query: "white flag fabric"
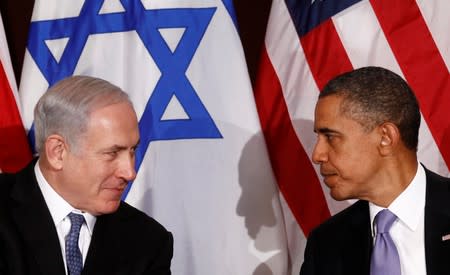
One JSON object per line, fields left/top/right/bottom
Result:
{"left": 254, "top": 0, "right": 450, "bottom": 272}
{"left": 19, "top": 0, "right": 291, "bottom": 274}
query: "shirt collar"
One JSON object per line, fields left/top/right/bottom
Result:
{"left": 369, "top": 163, "right": 426, "bottom": 234}
{"left": 34, "top": 161, "right": 96, "bottom": 235}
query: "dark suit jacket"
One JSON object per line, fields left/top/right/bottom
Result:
{"left": 0, "top": 160, "right": 173, "bottom": 275}
{"left": 300, "top": 167, "right": 450, "bottom": 275}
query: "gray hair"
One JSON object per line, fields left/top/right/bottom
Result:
{"left": 34, "top": 75, "right": 132, "bottom": 154}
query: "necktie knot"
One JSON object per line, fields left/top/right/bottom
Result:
{"left": 375, "top": 209, "right": 397, "bottom": 234}
{"left": 68, "top": 213, "right": 84, "bottom": 231}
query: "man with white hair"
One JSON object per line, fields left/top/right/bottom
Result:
{"left": 0, "top": 75, "right": 173, "bottom": 275}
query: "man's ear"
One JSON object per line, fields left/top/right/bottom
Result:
{"left": 44, "top": 134, "right": 67, "bottom": 170}
{"left": 378, "top": 122, "right": 400, "bottom": 156}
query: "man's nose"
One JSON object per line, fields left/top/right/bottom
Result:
{"left": 117, "top": 153, "right": 136, "bottom": 181}
{"left": 312, "top": 139, "right": 328, "bottom": 164}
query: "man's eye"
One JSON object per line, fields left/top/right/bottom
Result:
{"left": 107, "top": 151, "right": 118, "bottom": 157}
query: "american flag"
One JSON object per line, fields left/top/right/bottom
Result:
{"left": 254, "top": 0, "right": 450, "bottom": 272}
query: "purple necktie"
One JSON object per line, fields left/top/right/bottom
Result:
{"left": 370, "top": 209, "right": 401, "bottom": 275}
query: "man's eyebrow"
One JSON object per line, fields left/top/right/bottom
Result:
{"left": 314, "top": 127, "right": 339, "bottom": 134}
{"left": 106, "top": 145, "right": 128, "bottom": 151}
{"left": 102, "top": 140, "right": 140, "bottom": 152}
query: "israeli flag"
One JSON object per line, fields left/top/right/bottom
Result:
{"left": 20, "top": 0, "right": 290, "bottom": 274}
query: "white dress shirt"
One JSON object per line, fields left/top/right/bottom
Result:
{"left": 369, "top": 164, "right": 427, "bottom": 275}
{"left": 35, "top": 162, "right": 96, "bottom": 275}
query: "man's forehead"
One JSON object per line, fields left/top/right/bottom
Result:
{"left": 315, "top": 95, "right": 344, "bottom": 117}
{"left": 314, "top": 95, "right": 364, "bottom": 131}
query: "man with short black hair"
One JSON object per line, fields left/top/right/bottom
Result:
{"left": 300, "top": 66, "right": 450, "bottom": 275}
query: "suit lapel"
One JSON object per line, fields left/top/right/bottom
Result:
{"left": 342, "top": 201, "right": 372, "bottom": 275}
{"left": 82, "top": 207, "right": 124, "bottom": 275}
{"left": 9, "top": 162, "right": 66, "bottom": 275}
{"left": 424, "top": 168, "right": 450, "bottom": 274}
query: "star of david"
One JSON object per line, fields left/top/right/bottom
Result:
{"left": 27, "top": 0, "right": 223, "bottom": 196}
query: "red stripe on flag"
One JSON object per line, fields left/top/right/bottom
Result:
{"left": 0, "top": 61, "right": 32, "bottom": 172}
{"left": 254, "top": 48, "right": 331, "bottom": 236}
{"left": 371, "top": 0, "right": 450, "bottom": 168}
{"left": 300, "top": 20, "right": 354, "bottom": 90}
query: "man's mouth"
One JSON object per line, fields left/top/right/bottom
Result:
{"left": 320, "top": 170, "right": 338, "bottom": 186}
{"left": 320, "top": 170, "right": 337, "bottom": 177}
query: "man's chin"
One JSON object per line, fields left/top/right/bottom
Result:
{"left": 323, "top": 175, "right": 338, "bottom": 187}
{"left": 329, "top": 188, "right": 350, "bottom": 201}
{"left": 95, "top": 200, "right": 121, "bottom": 215}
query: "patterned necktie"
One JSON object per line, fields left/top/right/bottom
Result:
{"left": 370, "top": 209, "right": 401, "bottom": 275}
{"left": 66, "top": 212, "right": 84, "bottom": 275}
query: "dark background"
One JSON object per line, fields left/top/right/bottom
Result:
{"left": 0, "top": 0, "right": 272, "bottom": 87}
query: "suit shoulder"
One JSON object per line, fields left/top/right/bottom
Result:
{"left": 0, "top": 172, "right": 16, "bottom": 187}
{"left": 301, "top": 201, "right": 371, "bottom": 275}
{"left": 0, "top": 173, "right": 17, "bottom": 199}
{"left": 113, "top": 202, "right": 173, "bottom": 258}
{"left": 89, "top": 202, "right": 173, "bottom": 273}
{"left": 117, "top": 201, "right": 170, "bottom": 236}
{"left": 309, "top": 200, "right": 368, "bottom": 237}
{"left": 424, "top": 167, "right": 450, "bottom": 185}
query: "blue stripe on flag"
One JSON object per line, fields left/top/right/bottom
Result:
{"left": 284, "top": 0, "right": 362, "bottom": 37}
{"left": 26, "top": 1, "right": 224, "bottom": 200}
{"left": 122, "top": 7, "right": 223, "bottom": 199}
{"left": 221, "top": 0, "right": 238, "bottom": 29}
